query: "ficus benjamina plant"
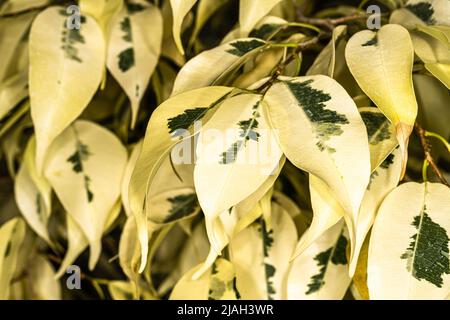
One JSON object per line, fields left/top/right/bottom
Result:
{"left": 0, "top": 0, "right": 449, "bottom": 300}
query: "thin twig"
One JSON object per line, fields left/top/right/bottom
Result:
{"left": 257, "top": 34, "right": 325, "bottom": 92}
{"left": 415, "top": 123, "right": 450, "bottom": 187}
{"left": 296, "top": 12, "right": 370, "bottom": 30}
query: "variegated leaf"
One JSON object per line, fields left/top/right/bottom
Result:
{"left": 265, "top": 75, "right": 371, "bottom": 257}
{"left": 43, "top": 120, "right": 127, "bottom": 269}
{"left": 170, "top": 258, "right": 239, "bottom": 300}
{"left": 107, "top": 2, "right": 162, "bottom": 126}
{"left": 287, "top": 220, "right": 351, "bottom": 299}
{"left": 230, "top": 202, "right": 297, "bottom": 299}
{"left": 368, "top": 182, "right": 450, "bottom": 299}
{"left": 172, "top": 38, "right": 266, "bottom": 95}
{"left": 128, "top": 86, "right": 232, "bottom": 272}
{"left": 194, "top": 93, "right": 283, "bottom": 251}
{"left": 29, "top": 6, "right": 105, "bottom": 172}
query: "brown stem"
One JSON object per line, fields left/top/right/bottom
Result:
{"left": 296, "top": 12, "right": 370, "bottom": 30}
{"left": 415, "top": 123, "right": 450, "bottom": 187}
{"left": 256, "top": 34, "right": 325, "bottom": 92}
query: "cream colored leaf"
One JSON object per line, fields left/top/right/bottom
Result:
{"left": 121, "top": 141, "right": 142, "bottom": 217}
{"left": 360, "top": 107, "right": 398, "bottom": 170}
{"left": 160, "top": 0, "right": 185, "bottom": 66}
{"left": 26, "top": 255, "right": 61, "bottom": 300}
{"left": 230, "top": 202, "right": 297, "bottom": 299}
{"left": 232, "top": 156, "right": 285, "bottom": 225}
{"left": 368, "top": 182, "right": 450, "bottom": 299}
{"left": 192, "top": 157, "right": 285, "bottom": 280}
{"left": 307, "top": 25, "right": 347, "bottom": 78}
{"left": 265, "top": 75, "right": 371, "bottom": 257}
{"left": 292, "top": 175, "right": 345, "bottom": 260}
{"left": 287, "top": 220, "right": 351, "bottom": 300}
{"left": 425, "top": 63, "right": 450, "bottom": 89}
{"left": 107, "top": 3, "right": 162, "bottom": 127}
{"left": 146, "top": 188, "right": 199, "bottom": 225}
{"left": 401, "top": 0, "right": 450, "bottom": 26}
{"left": 118, "top": 215, "right": 141, "bottom": 283}
{"left": 389, "top": 8, "right": 425, "bottom": 30}
{"left": 239, "top": 0, "right": 282, "bottom": 35}
{"left": 411, "top": 26, "right": 450, "bottom": 89}
{"left": 128, "top": 86, "right": 232, "bottom": 272}
{"left": 194, "top": 93, "right": 283, "bottom": 252}
{"left": 345, "top": 24, "right": 417, "bottom": 175}
{"left": 79, "top": 0, "right": 123, "bottom": 35}
{"left": 349, "top": 147, "right": 403, "bottom": 276}
{"left": 170, "top": 258, "right": 238, "bottom": 300}
{"left": 55, "top": 200, "right": 121, "bottom": 278}
{"left": 172, "top": 38, "right": 266, "bottom": 95}
{"left": 192, "top": 208, "right": 240, "bottom": 280}
{"left": 417, "top": 25, "right": 450, "bottom": 44}
{"left": 14, "top": 136, "right": 52, "bottom": 245}
{"left": 0, "top": 217, "right": 26, "bottom": 299}
{"left": 29, "top": 7, "right": 105, "bottom": 172}
{"left": 108, "top": 280, "right": 155, "bottom": 300}
{"left": 44, "top": 120, "right": 127, "bottom": 269}
{"left": 169, "top": 0, "right": 197, "bottom": 55}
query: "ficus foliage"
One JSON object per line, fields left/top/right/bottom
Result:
{"left": 0, "top": 0, "right": 449, "bottom": 300}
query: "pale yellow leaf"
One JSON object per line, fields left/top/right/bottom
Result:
{"left": 345, "top": 24, "right": 417, "bottom": 175}
{"left": 44, "top": 120, "right": 127, "bottom": 269}
{"left": 107, "top": 3, "right": 162, "bottom": 126}
{"left": 29, "top": 7, "right": 105, "bottom": 172}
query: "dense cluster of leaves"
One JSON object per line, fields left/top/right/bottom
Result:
{"left": 0, "top": 0, "right": 449, "bottom": 300}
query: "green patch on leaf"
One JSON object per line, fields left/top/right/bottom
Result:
{"left": 306, "top": 232, "right": 348, "bottom": 294}
{"left": 126, "top": 3, "right": 145, "bottom": 14}
{"left": 67, "top": 140, "right": 94, "bottom": 203}
{"left": 167, "top": 107, "right": 209, "bottom": 134}
{"left": 361, "top": 111, "right": 391, "bottom": 145}
{"left": 220, "top": 141, "right": 244, "bottom": 165}
{"left": 208, "top": 262, "right": 236, "bottom": 300}
{"left": 367, "top": 153, "right": 396, "bottom": 190}
{"left": 226, "top": 39, "right": 265, "bottom": 57}
{"left": 331, "top": 234, "right": 348, "bottom": 265}
{"left": 362, "top": 34, "right": 378, "bottom": 47}
{"left": 406, "top": 2, "right": 436, "bottom": 25}
{"left": 220, "top": 102, "right": 261, "bottom": 164}
{"left": 400, "top": 208, "right": 449, "bottom": 288}
{"left": 59, "top": 10, "right": 87, "bottom": 63}
{"left": 249, "top": 24, "right": 279, "bottom": 39}
{"left": 118, "top": 48, "right": 135, "bottom": 72}
{"left": 35, "top": 193, "right": 44, "bottom": 221}
{"left": 380, "top": 153, "right": 395, "bottom": 169}
{"left": 67, "top": 142, "right": 91, "bottom": 173}
{"left": 4, "top": 241, "right": 11, "bottom": 257}
{"left": 163, "top": 194, "right": 198, "bottom": 223}
{"left": 284, "top": 79, "right": 349, "bottom": 153}
{"left": 258, "top": 218, "right": 276, "bottom": 300}
{"left": 121, "top": 17, "right": 132, "bottom": 42}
